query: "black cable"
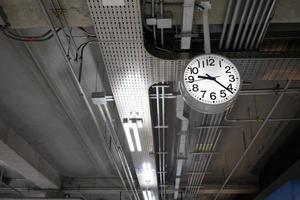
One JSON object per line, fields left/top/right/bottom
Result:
{"left": 4, "top": 29, "right": 53, "bottom": 39}
{"left": 78, "top": 27, "right": 96, "bottom": 37}
{"left": 0, "top": 25, "right": 62, "bottom": 42}
{"left": 77, "top": 40, "right": 98, "bottom": 82}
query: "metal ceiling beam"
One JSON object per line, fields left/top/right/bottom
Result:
{"left": 0, "top": 122, "right": 60, "bottom": 189}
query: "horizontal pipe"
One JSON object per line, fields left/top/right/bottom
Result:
{"left": 225, "top": 117, "right": 300, "bottom": 123}
{"left": 102, "top": 88, "right": 300, "bottom": 101}
{"left": 0, "top": 185, "right": 258, "bottom": 195}
{"left": 195, "top": 125, "right": 235, "bottom": 129}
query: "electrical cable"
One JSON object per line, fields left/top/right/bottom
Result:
{"left": 0, "top": 25, "right": 61, "bottom": 42}
{"left": 78, "top": 27, "right": 97, "bottom": 37}
{"left": 76, "top": 40, "right": 98, "bottom": 82}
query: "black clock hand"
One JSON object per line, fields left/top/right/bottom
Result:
{"left": 197, "top": 75, "right": 220, "bottom": 80}
{"left": 205, "top": 74, "right": 233, "bottom": 94}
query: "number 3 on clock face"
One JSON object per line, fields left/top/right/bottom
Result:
{"left": 182, "top": 54, "right": 241, "bottom": 105}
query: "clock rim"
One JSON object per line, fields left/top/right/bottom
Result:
{"left": 180, "top": 53, "right": 242, "bottom": 114}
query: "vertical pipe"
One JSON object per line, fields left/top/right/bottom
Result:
{"left": 160, "top": 0, "right": 164, "bottom": 46}
{"left": 255, "top": 0, "right": 278, "bottom": 49}
{"left": 151, "top": 0, "right": 157, "bottom": 45}
{"left": 244, "top": 0, "right": 264, "bottom": 49}
{"left": 250, "top": 0, "right": 272, "bottom": 50}
{"left": 219, "top": 0, "right": 233, "bottom": 49}
{"left": 225, "top": 0, "right": 242, "bottom": 50}
{"left": 238, "top": 0, "right": 258, "bottom": 50}
{"left": 155, "top": 87, "right": 162, "bottom": 199}
{"left": 202, "top": 7, "right": 211, "bottom": 53}
{"left": 232, "top": 0, "right": 251, "bottom": 50}
{"left": 162, "top": 86, "right": 166, "bottom": 200}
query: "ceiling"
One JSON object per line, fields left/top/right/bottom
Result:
{"left": 0, "top": 0, "right": 299, "bottom": 200}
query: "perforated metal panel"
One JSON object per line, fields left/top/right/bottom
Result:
{"left": 86, "top": 0, "right": 158, "bottom": 191}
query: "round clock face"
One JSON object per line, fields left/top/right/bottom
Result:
{"left": 183, "top": 54, "right": 241, "bottom": 105}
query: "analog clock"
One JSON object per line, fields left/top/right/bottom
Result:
{"left": 180, "top": 54, "right": 241, "bottom": 114}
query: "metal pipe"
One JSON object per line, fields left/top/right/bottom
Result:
{"left": 189, "top": 114, "right": 218, "bottom": 194}
{"left": 36, "top": 1, "right": 139, "bottom": 200}
{"left": 162, "top": 86, "right": 166, "bottom": 200}
{"left": 155, "top": 86, "right": 162, "bottom": 199}
{"left": 97, "top": 106, "right": 136, "bottom": 199}
{"left": 244, "top": 0, "right": 264, "bottom": 49}
{"left": 195, "top": 125, "right": 234, "bottom": 129}
{"left": 160, "top": 0, "right": 164, "bottom": 46}
{"left": 238, "top": 0, "right": 258, "bottom": 50}
{"left": 250, "top": 0, "right": 272, "bottom": 49}
{"left": 219, "top": 0, "right": 233, "bottom": 49}
{"left": 255, "top": 0, "right": 278, "bottom": 49}
{"left": 102, "top": 105, "right": 139, "bottom": 198}
{"left": 194, "top": 114, "right": 223, "bottom": 194}
{"left": 225, "top": 0, "right": 242, "bottom": 50}
{"left": 185, "top": 115, "right": 207, "bottom": 194}
{"left": 197, "top": 130, "right": 222, "bottom": 194}
{"left": 232, "top": 0, "right": 251, "bottom": 50}
{"left": 213, "top": 80, "right": 292, "bottom": 200}
{"left": 151, "top": 0, "right": 157, "bottom": 45}
{"left": 224, "top": 115, "right": 300, "bottom": 123}
{"left": 202, "top": 5, "right": 211, "bottom": 53}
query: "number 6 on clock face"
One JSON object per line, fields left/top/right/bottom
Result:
{"left": 181, "top": 54, "right": 241, "bottom": 113}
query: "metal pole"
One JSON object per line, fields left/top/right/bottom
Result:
{"left": 162, "top": 86, "right": 166, "bottom": 200}
{"left": 225, "top": 0, "right": 242, "bottom": 50}
{"left": 232, "top": 0, "right": 251, "bottom": 50}
{"left": 250, "top": 0, "right": 272, "bottom": 49}
{"left": 155, "top": 86, "right": 162, "bottom": 199}
{"left": 255, "top": 0, "right": 278, "bottom": 49}
{"left": 219, "top": 0, "right": 233, "bottom": 49}
{"left": 214, "top": 80, "right": 292, "bottom": 200}
{"left": 160, "top": 0, "right": 164, "bottom": 46}
{"left": 151, "top": 0, "right": 157, "bottom": 45}
{"left": 244, "top": 0, "right": 264, "bottom": 49}
{"left": 238, "top": 0, "right": 257, "bottom": 50}
{"left": 202, "top": 4, "right": 211, "bottom": 53}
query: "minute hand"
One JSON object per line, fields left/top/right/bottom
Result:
{"left": 205, "top": 74, "right": 233, "bottom": 94}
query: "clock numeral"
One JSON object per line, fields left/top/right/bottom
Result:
{"left": 220, "top": 90, "right": 226, "bottom": 98}
{"left": 225, "top": 66, "right": 231, "bottom": 73}
{"left": 189, "top": 67, "right": 199, "bottom": 74}
{"left": 229, "top": 74, "right": 235, "bottom": 82}
{"left": 192, "top": 84, "right": 199, "bottom": 92}
{"left": 227, "top": 83, "right": 233, "bottom": 91}
{"left": 188, "top": 76, "right": 194, "bottom": 83}
{"left": 210, "top": 92, "right": 216, "bottom": 100}
{"left": 206, "top": 58, "right": 215, "bottom": 66}
{"left": 202, "top": 60, "right": 205, "bottom": 68}
{"left": 219, "top": 60, "right": 222, "bottom": 68}
{"left": 200, "top": 90, "right": 206, "bottom": 98}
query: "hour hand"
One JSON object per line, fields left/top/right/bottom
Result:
{"left": 198, "top": 75, "right": 215, "bottom": 80}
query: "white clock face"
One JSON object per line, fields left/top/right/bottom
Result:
{"left": 183, "top": 54, "right": 241, "bottom": 105}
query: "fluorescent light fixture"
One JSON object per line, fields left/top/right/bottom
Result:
{"left": 131, "top": 122, "right": 142, "bottom": 151}
{"left": 147, "top": 191, "right": 153, "bottom": 200}
{"left": 142, "top": 191, "right": 148, "bottom": 200}
{"left": 123, "top": 123, "right": 135, "bottom": 152}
